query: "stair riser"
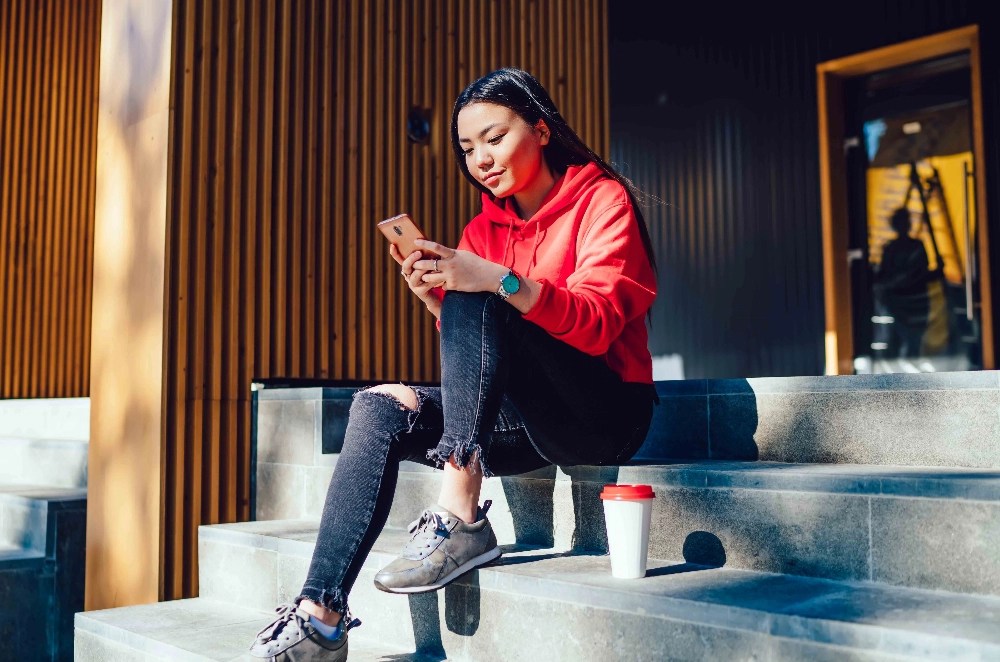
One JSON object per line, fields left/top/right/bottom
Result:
{"left": 0, "top": 439, "right": 88, "bottom": 488}
{"left": 256, "top": 375, "right": 1000, "bottom": 471}
{"left": 196, "top": 534, "right": 997, "bottom": 661}
{"left": 0, "top": 501, "right": 48, "bottom": 552}
{"left": 255, "top": 463, "right": 1000, "bottom": 597}
{"left": 381, "top": 472, "right": 1000, "bottom": 597}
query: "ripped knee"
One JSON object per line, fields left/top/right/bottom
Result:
{"left": 362, "top": 383, "right": 419, "bottom": 410}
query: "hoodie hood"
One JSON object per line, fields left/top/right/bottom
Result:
{"left": 480, "top": 161, "right": 607, "bottom": 229}
{"left": 479, "top": 161, "right": 608, "bottom": 271}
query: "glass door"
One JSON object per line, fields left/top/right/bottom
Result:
{"left": 847, "top": 54, "right": 982, "bottom": 374}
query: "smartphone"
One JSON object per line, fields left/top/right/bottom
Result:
{"left": 377, "top": 213, "right": 440, "bottom": 259}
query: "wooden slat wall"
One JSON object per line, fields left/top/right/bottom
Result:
{"left": 164, "top": 0, "right": 609, "bottom": 599}
{"left": 0, "top": 0, "right": 101, "bottom": 398}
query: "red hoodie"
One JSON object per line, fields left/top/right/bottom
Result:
{"left": 456, "top": 161, "right": 656, "bottom": 384}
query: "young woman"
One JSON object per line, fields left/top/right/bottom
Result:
{"left": 250, "top": 68, "right": 658, "bottom": 661}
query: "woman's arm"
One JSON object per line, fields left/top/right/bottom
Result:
{"left": 411, "top": 238, "right": 542, "bottom": 313}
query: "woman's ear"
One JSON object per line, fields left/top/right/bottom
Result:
{"left": 535, "top": 119, "right": 551, "bottom": 145}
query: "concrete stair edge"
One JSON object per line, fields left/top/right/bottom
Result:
{"left": 191, "top": 523, "right": 1000, "bottom": 661}
{"left": 254, "top": 462, "right": 1000, "bottom": 597}
{"left": 74, "top": 598, "right": 444, "bottom": 662}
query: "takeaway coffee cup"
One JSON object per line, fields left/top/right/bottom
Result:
{"left": 600, "top": 484, "right": 655, "bottom": 579}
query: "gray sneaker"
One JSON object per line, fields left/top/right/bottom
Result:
{"left": 374, "top": 500, "right": 501, "bottom": 593}
{"left": 249, "top": 602, "right": 360, "bottom": 661}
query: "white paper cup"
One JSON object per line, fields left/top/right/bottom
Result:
{"left": 601, "top": 484, "right": 655, "bottom": 579}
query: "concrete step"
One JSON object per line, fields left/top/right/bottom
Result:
{"left": 257, "top": 460, "right": 1000, "bottom": 597}
{"left": 188, "top": 521, "right": 1000, "bottom": 660}
{"left": 0, "top": 437, "right": 88, "bottom": 488}
{"left": 0, "top": 397, "right": 89, "bottom": 441}
{"left": 254, "top": 373, "right": 1000, "bottom": 473}
{"left": 0, "top": 485, "right": 86, "bottom": 661}
{"left": 0, "top": 485, "right": 87, "bottom": 553}
{"left": 0, "top": 546, "right": 48, "bottom": 657}
{"left": 74, "top": 598, "right": 442, "bottom": 661}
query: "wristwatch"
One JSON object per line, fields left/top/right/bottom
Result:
{"left": 497, "top": 268, "right": 520, "bottom": 300}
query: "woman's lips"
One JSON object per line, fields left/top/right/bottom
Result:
{"left": 483, "top": 171, "right": 503, "bottom": 185}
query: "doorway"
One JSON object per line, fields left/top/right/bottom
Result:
{"left": 816, "top": 26, "right": 992, "bottom": 375}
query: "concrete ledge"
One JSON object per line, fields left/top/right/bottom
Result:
{"left": 0, "top": 398, "right": 90, "bottom": 440}
{"left": 254, "top": 374, "right": 1000, "bottom": 470}
{"left": 640, "top": 372, "right": 1000, "bottom": 466}
{"left": 252, "top": 463, "right": 1000, "bottom": 595}
{"left": 74, "top": 598, "right": 443, "bottom": 662}
{"left": 192, "top": 523, "right": 1000, "bottom": 661}
{"left": 0, "top": 438, "right": 88, "bottom": 488}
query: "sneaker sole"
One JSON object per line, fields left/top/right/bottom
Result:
{"left": 374, "top": 546, "right": 502, "bottom": 594}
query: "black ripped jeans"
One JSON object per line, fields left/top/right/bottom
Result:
{"left": 297, "top": 291, "right": 655, "bottom": 614}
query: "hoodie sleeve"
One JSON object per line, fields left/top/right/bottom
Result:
{"left": 521, "top": 202, "right": 656, "bottom": 356}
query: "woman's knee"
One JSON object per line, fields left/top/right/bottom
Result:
{"left": 361, "top": 383, "right": 419, "bottom": 410}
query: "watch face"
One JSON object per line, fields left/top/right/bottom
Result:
{"left": 501, "top": 272, "right": 520, "bottom": 294}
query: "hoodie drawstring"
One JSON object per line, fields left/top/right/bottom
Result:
{"left": 530, "top": 226, "right": 543, "bottom": 273}
{"left": 501, "top": 220, "right": 514, "bottom": 268}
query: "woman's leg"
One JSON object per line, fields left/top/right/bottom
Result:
{"left": 296, "top": 382, "right": 548, "bottom": 620}
{"left": 427, "top": 291, "right": 654, "bottom": 472}
{"left": 295, "top": 385, "right": 433, "bottom": 622}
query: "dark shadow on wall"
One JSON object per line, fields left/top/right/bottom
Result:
{"left": 706, "top": 379, "right": 760, "bottom": 461}
{"left": 632, "top": 380, "right": 760, "bottom": 462}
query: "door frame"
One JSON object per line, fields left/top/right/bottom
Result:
{"left": 816, "top": 25, "right": 991, "bottom": 374}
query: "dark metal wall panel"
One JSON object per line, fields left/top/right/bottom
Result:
{"left": 0, "top": 0, "right": 101, "bottom": 398}
{"left": 164, "top": 0, "right": 609, "bottom": 599}
{"left": 610, "top": 1, "right": 999, "bottom": 378}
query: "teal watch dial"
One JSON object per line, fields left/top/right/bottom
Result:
{"left": 498, "top": 270, "right": 520, "bottom": 300}
{"left": 501, "top": 271, "right": 520, "bottom": 295}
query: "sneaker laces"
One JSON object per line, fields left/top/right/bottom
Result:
{"left": 406, "top": 509, "right": 449, "bottom": 550}
{"left": 252, "top": 602, "right": 361, "bottom": 653}
{"left": 252, "top": 602, "right": 306, "bottom": 652}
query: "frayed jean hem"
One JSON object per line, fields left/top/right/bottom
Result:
{"left": 297, "top": 585, "right": 347, "bottom": 614}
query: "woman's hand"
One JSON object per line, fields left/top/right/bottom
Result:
{"left": 390, "top": 244, "right": 443, "bottom": 319}
{"left": 411, "top": 239, "right": 507, "bottom": 293}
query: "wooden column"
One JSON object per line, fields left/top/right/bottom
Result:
{"left": 85, "top": 0, "right": 174, "bottom": 609}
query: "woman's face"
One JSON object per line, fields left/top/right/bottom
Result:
{"left": 456, "top": 102, "right": 550, "bottom": 198}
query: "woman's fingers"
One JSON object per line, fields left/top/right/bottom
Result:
{"left": 399, "top": 250, "right": 422, "bottom": 275}
{"left": 414, "top": 238, "right": 455, "bottom": 258}
{"left": 389, "top": 243, "right": 407, "bottom": 266}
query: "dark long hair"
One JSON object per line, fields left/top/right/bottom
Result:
{"left": 450, "top": 68, "right": 657, "bottom": 274}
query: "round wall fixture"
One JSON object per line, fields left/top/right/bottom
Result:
{"left": 407, "top": 107, "right": 432, "bottom": 145}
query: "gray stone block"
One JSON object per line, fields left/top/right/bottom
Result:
{"left": 716, "top": 389, "right": 1000, "bottom": 468}
{"left": 301, "top": 465, "right": 336, "bottom": 519}
{"left": 468, "top": 588, "right": 774, "bottom": 661}
{"left": 74, "top": 629, "right": 159, "bottom": 662}
{"left": 0, "top": 397, "right": 90, "bottom": 440}
{"left": 254, "top": 463, "right": 307, "bottom": 521}
{"left": 871, "top": 496, "right": 1000, "bottom": 596}
{"left": 0, "top": 438, "right": 88, "bottom": 488}
{"left": 256, "top": 399, "right": 319, "bottom": 467}
{"left": 0, "top": 501, "right": 47, "bottom": 552}
{"left": 646, "top": 487, "right": 870, "bottom": 581}
{"left": 198, "top": 538, "right": 279, "bottom": 611}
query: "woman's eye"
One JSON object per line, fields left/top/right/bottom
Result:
{"left": 462, "top": 148, "right": 473, "bottom": 156}
{"left": 488, "top": 134, "right": 505, "bottom": 145}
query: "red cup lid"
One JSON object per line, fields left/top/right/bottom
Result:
{"left": 600, "top": 484, "right": 655, "bottom": 500}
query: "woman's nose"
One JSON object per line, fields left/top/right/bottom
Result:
{"left": 474, "top": 147, "right": 493, "bottom": 168}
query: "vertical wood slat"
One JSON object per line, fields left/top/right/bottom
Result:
{"left": 162, "top": 0, "right": 609, "bottom": 600}
{"left": 0, "top": 0, "right": 100, "bottom": 399}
